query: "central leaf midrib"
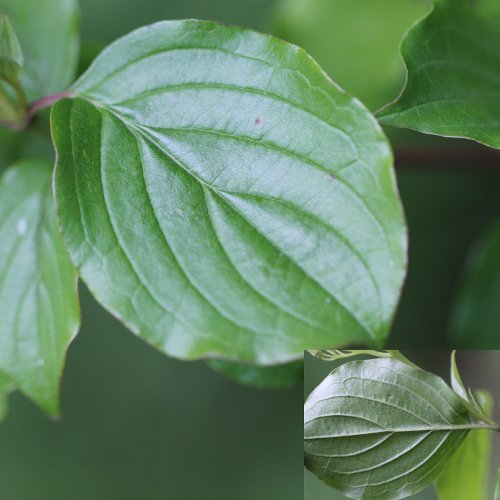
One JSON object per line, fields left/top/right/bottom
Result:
{"left": 135, "top": 123, "right": 375, "bottom": 342}
{"left": 305, "top": 424, "right": 477, "bottom": 436}
{"left": 79, "top": 96, "right": 376, "bottom": 342}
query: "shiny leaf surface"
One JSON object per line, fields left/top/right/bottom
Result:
{"left": 52, "top": 20, "right": 406, "bottom": 364}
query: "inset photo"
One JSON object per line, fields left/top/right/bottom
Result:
{"left": 304, "top": 350, "right": 500, "bottom": 499}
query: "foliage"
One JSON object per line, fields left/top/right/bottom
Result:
{"left": 304, "top": 351, "right": 500, "bottom": 499}
{"left": 378, "top": 0, "right": 500, "bottom": 148}
{"left": 0, "top": 0, "right": 498, "bottom": 450}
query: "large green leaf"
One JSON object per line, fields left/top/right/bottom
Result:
{"left": 377, "top": 0, "right": 500, "bottom": 148}
{"left": 0, "top": 160, "right": 80, "bottom": 416}
{"left": 449, "top": 222, "right": 500, "bottom": 348}
{"left": 0, "top": 0, "right": 79, "bottom": 102}
{"left": 271, "top": 0, "right": 429, "bottom": 110}
{"left": 208, "top": 359, "right": 303, "bottom": 389}
{"left": 304, "top": 358, "right": 474, "bottom": 499}
{"left": 51, "top": 20, "right": 406, "bottom": 364}
{"left": 435, "top": 390, "right": 493, "bottom": 500}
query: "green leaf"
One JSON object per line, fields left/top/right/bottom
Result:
{"left": 495, "top": 468, "right": 500, "bottom": 500}
{"left": 51, "top": 20, "right": 407, "bottom": 364}
{"left": 377, "top": 0, "right": 500, "bottom": 148}
{"left": 0, "top": 13, "right": 23, "bottom": 71}
{"left": 0, "top": 160, "right": 80, "bottom": 416}
{"left": 0, "top": 370, "right": 13, "bottom": 421}
{"left": 208, "top": 359, "right": 303, "bottom": 389}
{"left": 271, "top": 0, "right": 429, "bottom": 110}
{"left": 0, "top": 0, "right": 80, "bottom": 101}
{"left": 304, "top": 358, "right": 476, "bottom": 499}
{"left": 449, "top": 222, "right": 500, "bottom": 348}
{"left": 0, "top": 14, "right": 25, "bottom": 125}
{"left": 435, "top": 390, "right": 493, "bottom": 500}
{"left": 450, "top": 350, "right": 468, "bottom": 401}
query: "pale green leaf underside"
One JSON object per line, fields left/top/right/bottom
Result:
{"left": 377, "top": 0, "right": 500, "bottom": 149}
{"left": 0, "top": 161, "right": 80, "bottom": 416}
{"left": 0, "top": 0, "right": 79, "bottom": 101}
{"left": 435, "top": 390, "right": 493, "bottom": 500}
{"left": 449, "top": 221, "right": 500, "bottom": 348}
{"left": 207, "top": 359, "right": 303, "bottom": 389}
{"left": 51, "top": 20, "right": 406, "bottom": 365}
{"left": 304, "top": 358, "right": 471, "bottom": 499}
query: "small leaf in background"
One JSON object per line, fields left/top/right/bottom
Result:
{"left": 0, "top": 160, "right": 80, "bottom": 416}
{"left": 304, "top": 358, "right": 473, "bottom": 499}
{"left": 207, "top": 359, "right": 303, "bottom": 389}
{"left": 0, "top": 0, "right": 80, "bottom": 101}
{"left": 377, "top": 0, "right": 500, "bottom": 148}
{"left": 51, "top": 20, "right": 407, "bottom": 365}
{"left": 450, "top": 350, "right": 469, "bottom": 400}
{"left": 271, "top": 0, "right": 429, "bottom": 110}
{"left": 0, "top": 14, "right": 26, "bottom": 126}
{"left": 449, "top": 221, "right": 500, "bottom": 348}
{"left": 435, "top": 390, "right": 493, "bottom": 500}
{"left": 0, "top": 13, "right": 23, "bottom": 85}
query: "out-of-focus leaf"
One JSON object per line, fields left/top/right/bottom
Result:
{"left": 495, "top": 468, "right": 500, "bottom": 500}
{"left": 51, "top": 20, "right": 407, "bottom": 364}
{"left": 449, "top": 222, "right": 500, "bottom": 348}
{"left": 435, "top": 390, "right": 493, "bottom": 500}
{"left": 0, "top": 160, "right": 80, "bottom": 416}
{"left": 0, "top": 14, "right": 25, "bottom": 125}
{"left": 304, "top": 358, "right": 474, "bottom": 499}
{"left": 207, "top": 359, "right": 303, "bottom": 389}
{"left": 0, "top": 370, "right": 12, "bottom": 421}
{"left": 378, "top": 0, "right": 500, "bottom": 148}
{"left": 0, "top": 13, "right": 23, "bottom": 77}
{"left": 271, "top": 0, "right": 429, "bottom": 110}
{"left": 0, "top": 0, "right": 79, "bottom": 101}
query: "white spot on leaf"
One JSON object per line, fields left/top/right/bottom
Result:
{"left": 17, "top": 218, "right": 27, "bottom": 236}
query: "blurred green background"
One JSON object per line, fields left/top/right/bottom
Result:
{"left": 1, "top": 0, "right": 500, "bottom": 498}
{"left": 304, "top": 351, "right": 500, "bottom": 499}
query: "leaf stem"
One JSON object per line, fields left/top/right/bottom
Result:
{"left": 28, "top": 91, "right": 71, "bottom": 118}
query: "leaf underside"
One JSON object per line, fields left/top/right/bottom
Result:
{"left": 304, "top": 358, "right": 471, "bottom": 499}
{"left": 377, "top": 0, "right": 500, "bottom": 149}
{"left": 51, "top": 20, "right": 406, "bottom": 365}
{"left": 0, "top": 161, "right": 80, "bottom": 416}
